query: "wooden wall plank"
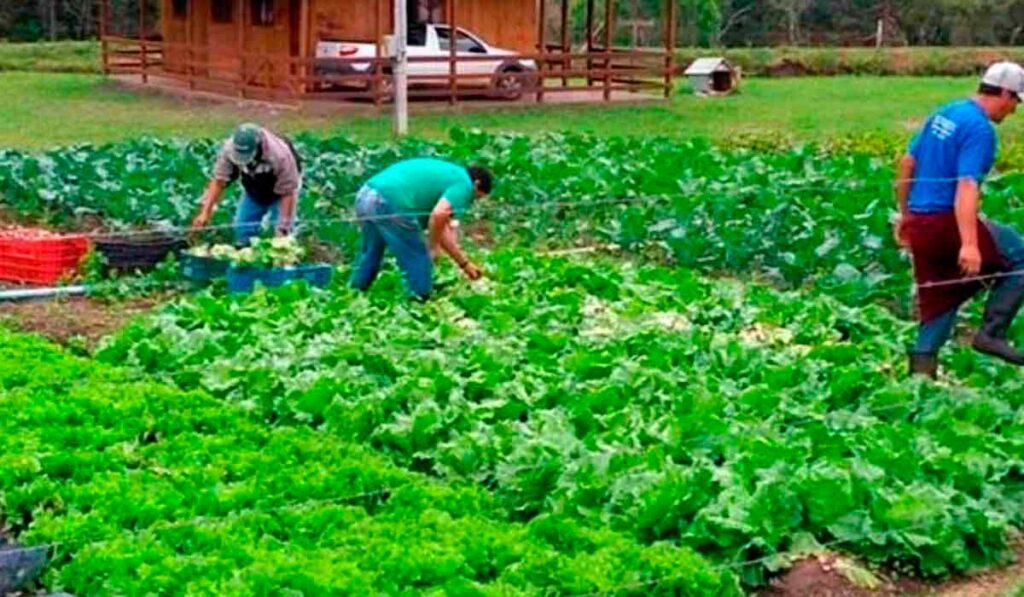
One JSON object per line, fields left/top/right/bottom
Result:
{"left": 161, "top": 0, "right": 539, "bottom": 92}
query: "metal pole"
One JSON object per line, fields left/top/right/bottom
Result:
{"left": 393, "top": 0, "right": 409, "bottom": 136}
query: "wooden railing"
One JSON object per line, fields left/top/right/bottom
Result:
{"left": 101, "top": 37, "right": 674, "bottom": 105}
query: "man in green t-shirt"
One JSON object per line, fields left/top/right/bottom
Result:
{"left": 350, "top": 158, "right": 493, "bottom": 299}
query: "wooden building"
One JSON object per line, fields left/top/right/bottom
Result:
{"left": 99, "top": 0, "right": 677, "bottom": 105}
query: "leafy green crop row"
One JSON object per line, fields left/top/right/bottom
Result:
{"left": 3, "top": 130, "right": 1023, "bottom": 311}
{"left": 97, "top": 250, "right": 1024, "bottom": 586}
{"left": 0, "top": 329, "right": 734, "bottom": 595}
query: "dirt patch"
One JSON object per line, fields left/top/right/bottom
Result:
{"left": 307, "top": 239, "right": 346, "bottom": 265}
{"left": 928, "top": 544, "right": 1024, "bottom": 597}
{"left": 463, "top": 220, "right": 495, "bottom": 248}
{"left": 764, "top": 546, "right": 1024, "bottom": 597}
{"left": 0, "top": 295, "right": 161, "bottom": 345}
{"left": 764, "top": 555, "right": 884, "bottom": 597}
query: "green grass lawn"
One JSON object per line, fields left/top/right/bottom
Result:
{"left": 0, "top": 41, "right": 98, "bottom": 73}
{"left": 1, "top": 72, "right": 1021, "bottom": 150}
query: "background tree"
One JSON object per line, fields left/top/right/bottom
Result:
{"left": 5, "top": 0, "right": 1024, "bottom": 46}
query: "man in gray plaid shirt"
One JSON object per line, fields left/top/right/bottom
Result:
{"left": 191, "top": 123, "right": 302, "bottom": 246}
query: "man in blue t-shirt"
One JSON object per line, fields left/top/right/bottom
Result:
{"left": 895, "top": 61, "right": 1024, "bottom": 377}
{"left": 350, "top": 158, "right": 493, "bottom": 300}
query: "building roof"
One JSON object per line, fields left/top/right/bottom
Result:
{"left": 684, "top": 57, "right": 733, "bottom": 76}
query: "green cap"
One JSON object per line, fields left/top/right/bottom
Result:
{"left": 229, "top": 123, "right": 261, "bottom": 166}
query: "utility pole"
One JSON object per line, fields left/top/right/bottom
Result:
{"left": 393, "top": 0, "right": 409, "bottom": 137}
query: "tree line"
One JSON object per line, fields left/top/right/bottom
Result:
{"left": 3, "top": 0, "right": 1023, "bottom": 47}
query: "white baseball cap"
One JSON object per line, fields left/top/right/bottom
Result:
{"left": 981, "top": 61, "right": 1024, "bottom": 100}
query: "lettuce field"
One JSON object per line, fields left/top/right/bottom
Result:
{"left": 2, "top": 130, "right": 1024, "bottom": 594}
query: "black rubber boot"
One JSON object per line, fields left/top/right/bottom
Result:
{"left": 908, "top": 352, "right": 938, "bottom": 379}
{"left": 972, "top": 284, "right": 1024, "bottom": 366}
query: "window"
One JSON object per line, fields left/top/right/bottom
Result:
{"left": 251, "top": 0, "right": 274, "bottom": 26}
{"left": 436, "top": 28, "right": 486, "bottom": 54}
{"left": 408, "top": 23, "right": 427, "bottom": 47}
{"left": 412, "top": 0, "right": 442, "bottom": 24}
{"left": 211, "top": 0, "right": 232, "bottom": 23}
{"left": 172, "top": 0, "right": 187, "bottom": 19}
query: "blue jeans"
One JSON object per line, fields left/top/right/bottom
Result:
{"left": 916, "top": 219, "right": 1024, "bottom": 353}
{"left": 234, "top": 193, "right": 298, "bottom": 247}
{"left": 349, "top": 187, "right": 432, "bottom": 299}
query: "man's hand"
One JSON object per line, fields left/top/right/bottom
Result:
{"left": 192, "top": 181, "right": 226, "bottom": 232}
{"left": 191, "top": 207, "right": 211, "bottom": 231}
{"left": 893, "top": 217, "right": 910, "bottom": 249}
{"left": 954, "top": 178, "right": 981, "bottom": 276}
{"left": 959, "top": 244, "right": 983, "bottom": 276}
{"left": 461, "top": 261, "right": 483, "bottom": 281}
{"left": 277, "top": 194, "right": 297, "bottom": 237}
{"left": 429, "top": 201, "right": 478, "bottom": 277}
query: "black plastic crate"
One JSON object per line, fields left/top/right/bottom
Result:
{"left": 94, "top": 230, "right": 187, "bottom": 273}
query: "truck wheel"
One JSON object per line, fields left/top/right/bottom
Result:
{"left": 492, "top": 66, "right": 526, "bottom": 101}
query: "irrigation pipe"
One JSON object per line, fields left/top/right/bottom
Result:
{"left": 0, "top": 285, "right": 89, "bottom": 302}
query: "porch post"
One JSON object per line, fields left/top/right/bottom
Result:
{"left": 585, "top": 0, "right": 593, "bottom": 87}
{"left": 374, "top": 0, "right": 383, "bottom": 105}
{"left": 238, "top": 0, "right": 246, "bottom": 98}
{"left": 139, "top": 0, "right": 148, "bottom": 83}
{"left": 536, "top": 0, "right": 546, "bottom": 102}
{"left": 604, "top": 0, "right": 613, "bottom": 100}
{"left": 186, "top": 0, "right": 194, "bottom": 88}
{"left": 100, "top": 0, "right": 109, "bottom": 75}
{"left": 299, "top": 0, "right": 310, "bottom": 94}
{"left": 560, "top": 0, "right": 569, "bottom": 87}
{"left": 664, "top": 0, "right": 675, "bottom": 98}
{"left": 448, "top": 0, "right": 457, "bottom": 105}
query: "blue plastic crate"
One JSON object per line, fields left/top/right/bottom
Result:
{"left": 227, "top": 264, "right": 333, "bottom": 293}
{"left": 0, "top": 545, "right": 47, "bottom": 595}
{"left": 181, "top": 254, "right": 230, "bottom": 285}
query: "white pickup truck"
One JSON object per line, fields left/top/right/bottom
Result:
{"left": 314, "top": 23, "right": 538, "bottom": 100}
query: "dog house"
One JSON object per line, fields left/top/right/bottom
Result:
{"left": 684, "top": 57, "right": 739, "bottom": 96}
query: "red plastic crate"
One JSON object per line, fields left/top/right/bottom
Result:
{"left": 0, "top": 228, "right": 90, "bottom": 285}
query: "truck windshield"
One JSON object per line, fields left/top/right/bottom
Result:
{"left": 436, "top": 27, "right": 485, "bottom": 53}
